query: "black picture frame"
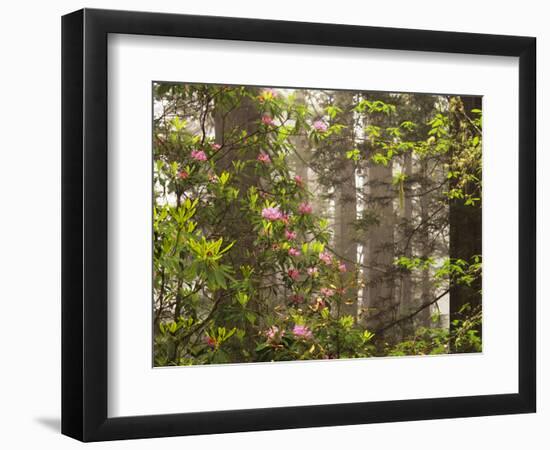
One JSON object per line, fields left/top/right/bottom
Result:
{"left": 62, "top": 8, "right": 536, "bottom": 442}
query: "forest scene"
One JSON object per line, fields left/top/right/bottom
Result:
{"left": 153, "top": 83, "right": 482, "bottom": 366}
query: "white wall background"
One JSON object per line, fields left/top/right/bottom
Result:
{"left": 0, "top": 1, "right": 546, "bottom": 448}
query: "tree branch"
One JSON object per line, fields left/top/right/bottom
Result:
{"left": 374, "top": 288, "right": 450, "bottom": 334}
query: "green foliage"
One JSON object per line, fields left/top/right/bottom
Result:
{"left": 388, "top": 303, "right": 482, "bottom": 356}
{"left": 395, "top": 255, "right": 482, "bottom": 289}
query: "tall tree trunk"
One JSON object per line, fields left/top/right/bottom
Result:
{"left": 291, "top": 90, "right": 310, "bottom": 189}
{"left": 214, "top": 88, "right": 261, "bottom": 352}
{"left": 214, "top": 88, "right": 260, "bottom": 267}
{"left": 399, "top": 150, "right": 414, "bottom": 336}
{"left": 449, "top": 95, "right": 482, "bottom": 349}
{"left": 417, "top": 159, "right": 433, "bottom": 327}
{"left": 364, "top": 159, "right": 395, "bottom": 335}
{"left": 332, "top": 92, "right": 358, "bottom": 318}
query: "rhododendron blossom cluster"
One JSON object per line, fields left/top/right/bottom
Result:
{"left": 313, "top": 120, "right": 328, "bottom": 132}
{"left": 307, "top": 267, "right": 319, "bottom": 276}
{"left": 261, "top": 115, "right": 275, "bottom": 126}
{"left": 265, "top": 325, "right": 283, "bottom": 341}
{"left": 287, "top": 268, "right": 300, "bottom": 280}
{"left": 257, "top": 152, "right": 271, "bottom": 164}
{"left": 319, "top": 251, "right": 333, "bottom": 265}
{"left": 293, "top": 325, "right": 313, "bottom": 339}
{"left": 261, "top": 206, "right": 283, "bottom": 221}
{"left": 285, "top": 229, "right": 297, "bottom": 240}
{"left": 191, "top": 149, "right": 207, "bottom": 161}
{"left": 288, "top": 247, "right": 301, "bottom": 257}
{"left": 298, "top": 202, "right": 313, "bottom": 215}
{"left": 320, "top": 287, "right": 335, "bottom": 297}
{"left": 204, "top": 336, "right": 217, "bottom": 348}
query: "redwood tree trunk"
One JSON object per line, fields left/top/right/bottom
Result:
{"left": 364, "top": 160, "right": 395, "bottom": 334}
{"left": 332, "top": 92, "right": 358, "bottom": 318}
{"left": 449, "top": 95, "right": 482, "bottom": 350}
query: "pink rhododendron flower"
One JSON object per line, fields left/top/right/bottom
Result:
{"left": 280, "top": 213, "right": 291, "bottom": 225}
{"left": 257, "top": 152, "right": 271, "bottom": 163}
{"left": 293, "top": 324, "right": 313, "bottom": 339}
{"left": 319, "top": 251, "right": 333, "bottom": 265}
{"left": 285, "top": 229, "right": 297, "bottom": 240}
{"left": 261, "top": 206, "right": 283, "bottom": 221}
{"left": 307, "top": 267, "right": 319, "bottom": 276}
{"left": 204, "top": 336, "right": 217, "bottom": 348}
{"left": 294, "top": 175, "right": 303, "bottom": 186}
{"left": 338, "top": 262, "right": 347, "bottom": 272}
{"left": 191, "top": 149, "right": 207, "bottom": 161}
{"left": 320, "top": 287, "right": 335, "bottom": 297}
{"left": 288, "top": 268, "right": 300, "bottom": 280}
{"left": 211, "top": 143, "right": 221, "bottom": 151}
{"left": 313, "top": 120, "right": 328, "bottom": 132}
{"left": 261, "top": 115, "right": 275, "bottom": 126}
{"left": 298, "top": 202, "right": 313, "bottom": 215}
{"left": 290, "top": 294, "right": 304, "bottom": 304}
{"left": 178, "top": 170, "right": 189, "bottom": 179}
{"left": 265, "top": 325, "right": 284, "bottom": 341}
{"left": 288, "top": 247, "right": 301, "bottom": 257}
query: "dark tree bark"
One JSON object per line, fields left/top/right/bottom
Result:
{"left": 214, "top": 88, "right": 260, "bottom": 268}
{"left": 449, "top": 95, "right": 482, "bottom": 349}
{"left": 417, "top": 159, "right": 433, "bottom": 327}
{"left": 213, "top": 88, "right": 262, "bottom": 355}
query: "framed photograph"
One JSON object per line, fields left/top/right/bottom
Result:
{"left": 62, "top": 8, "right": 536, "bottom": 442}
